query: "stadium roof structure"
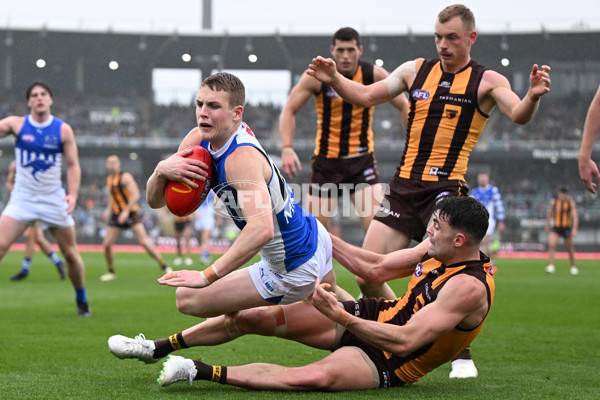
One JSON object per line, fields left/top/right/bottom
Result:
{"left": 1, "top": 28, "right": 599, "bottom": 95}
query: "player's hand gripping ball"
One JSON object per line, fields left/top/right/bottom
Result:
{"left": 164, "top": 146, "right": 213, "bottom": 217}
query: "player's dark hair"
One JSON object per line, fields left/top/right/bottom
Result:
{"left": 332, "top": 27, "right": 361, "bottom": 46}
{"left": 201, "top": 72, "right": 245, "bottom": 108}
{"left": 438, "top": 4, "right": 476, "bottom": 32}
{"left": 558, "top": 186, "right": 568, "bottom": 194}
{"left": 433, "top": 196, "right": 488, "bottom": 243}
{"left": 26, "top": 81, "right": 53, "bottom": 100}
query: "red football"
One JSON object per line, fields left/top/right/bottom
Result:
{"left": 164, "top": 146, "right": 213, "bottom": 217}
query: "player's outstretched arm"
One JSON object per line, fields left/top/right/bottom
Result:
{"left": 489, "top": 64, "right": 551, "bottom": 125}
{"left": 331, "top": 234, "right": 429, "bottom": 282}
{"left": 307, "top": 56, "right": 390, "bottom": 108}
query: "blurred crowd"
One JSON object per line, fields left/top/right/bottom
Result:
{"left": 1, "top": 88, "right": 597, "bottom": 244}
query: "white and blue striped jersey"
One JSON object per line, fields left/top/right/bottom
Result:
{"left": 471, "top": 184, "right": 505, "bottom": 225}
{"left": 202, "top": 122, "right": 318, "bottom": 272}
{"left": 14, "top": 115, "right": 64, "bottom": 195}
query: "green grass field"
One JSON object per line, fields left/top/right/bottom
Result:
{"left": 0, "top": 250, "right": 598, "bottom": 399}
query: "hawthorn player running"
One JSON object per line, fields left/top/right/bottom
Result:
{"left": 101, "top": 153, "right": 171, "bottom": 281}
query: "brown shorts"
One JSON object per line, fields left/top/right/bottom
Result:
{"left": 175, "top": 217, "right": 192, "bottom": 233}
{"left": 308, "top": 153, "right": 380, "bottom": 198}
{"left": 108, "top": 211, "right": 141, "bottom": 229}
{"left": 336, "top": 298, "right": 407, "bottom": 388}
{"left": 551, "top": 227, "right": 572, "bottom": 238}
{"left": 373, "top": 176, "right": 469, "bottom": 241}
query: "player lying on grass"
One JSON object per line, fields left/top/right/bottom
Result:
{"left": 109, "top": 196, "right": 496, "bottom": 391}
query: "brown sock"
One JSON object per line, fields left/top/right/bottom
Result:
{"left": 153, "top": 332, "right": 188, "bottom": 359}
{"left": 192, "top": 360, "right": 227, "bottom": 384}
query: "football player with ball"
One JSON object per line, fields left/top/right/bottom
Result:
{"left": 109, "top": 72, "right": 353, "bottom": 361}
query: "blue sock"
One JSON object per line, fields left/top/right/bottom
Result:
{"left": 48, "top": 251, "right": 63, "bottom": 267}
{"left": 75, "top": 288, "right": 87, "bottom": 303}
{"left": 21, "top": 257, "right": 32, "bottom": 274}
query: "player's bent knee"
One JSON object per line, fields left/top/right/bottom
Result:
{"left": 234, "top": 306, "right": 288, "bottom": 337}
{"left": 174, "top": 287, "right": 203, "bottom": 316}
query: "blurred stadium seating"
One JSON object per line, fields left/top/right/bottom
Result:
{"left": 0, "top": 28, "right": 598, "bottom": 251}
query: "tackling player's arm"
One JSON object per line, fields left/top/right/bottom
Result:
{"left": 312, "top": 273, "right": 488, "bottom": 357}
{"left": 61, "top": 122, "right": 80, "bottom": 215}
{"left": 279, "top": 72, "right": 321, "bottom": 179}
{"left": 146, "top": 127, "right": 209, "bottom": 208}
{"left": 331, "top": 234, "right": 430, "bottom": 282}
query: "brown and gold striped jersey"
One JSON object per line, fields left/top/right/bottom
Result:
{"left": 314, "top": 60, "right": 375, "bottom": 158}
{"left": 550, "top": 197, "right": 574, "bottom": 229}
{"left": 398, "top": 59, "right": 489, "bottom": 182}
{"left": 107, "top": 172, "right": 138, "bottom": 215}
{"left": 379, "top": 254, "right": 495, "bottom": 384}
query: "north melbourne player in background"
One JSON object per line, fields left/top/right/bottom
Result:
{"left": 579, "top": 83, "right": 600, "bottom": 194}
{"left": 101, "top": 153, "right": 171, "bottom": 281}
{"left": 545, "top": 187, "right": 578, "bottom": 275}
{"left": 470, "top": 172, "right": 504, "bottom": 260}
{"left": 6, "top": 160, "right": 66, "bottom": 281}
{"left": 279, "top": 27, "right": 408, "bottom": 233}
{"left": 0, "top": 81, "right": 90, "bottom": 316}
{"left": 108, "top": 197, "right": 495, "bottom": 392}
{"left": 307, "top": 3, "right": 550, "bottom": 378}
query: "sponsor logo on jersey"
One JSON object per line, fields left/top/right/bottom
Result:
{"left": 439, "top": 80, "right": 452, "bottom": 88}
{"left": 377, "top": 206, "right": 400, "bottom": 219}
{"left": 414, "top": 262, "right": 423, "bottom": 277}
{"left": 22, "top": 134, "right": 35, "bottom": 143}
{"left": 429, "top": 167, "right": 449, "bottom": 176}
{"left": 412, "top": 89, "right": 430, "bottom": 101}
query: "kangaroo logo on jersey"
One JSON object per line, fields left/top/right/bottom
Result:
{"left": 23, "top": 159, "right": 54, "bottom": 181}
{"left": 412, "top": 89, "right": 430, "bottom": 101}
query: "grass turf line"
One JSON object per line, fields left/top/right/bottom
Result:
{"left": 0, "top": 251, "right": 598, "bottom": 399}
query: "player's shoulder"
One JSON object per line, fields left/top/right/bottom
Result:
{"left": 481, "top": 69, "right": 510, "bottom": 89}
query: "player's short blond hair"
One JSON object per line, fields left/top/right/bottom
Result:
{"left": 438, "top": 4, "right": 476, "bottom": 32}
